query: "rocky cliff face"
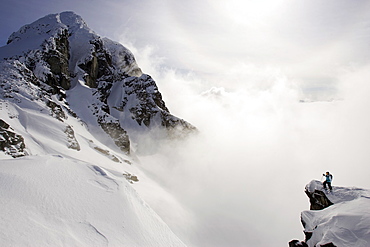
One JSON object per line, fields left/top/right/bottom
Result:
{"left": 289, "top": 184, "right": 335, "bottom": 247}
{"left": 0, "top": 119, "right": 26, "bottom": 158}
{"left": 305, "top": 189, "right": 333, "bottom": 210}
{"left": 0, "top": 11, "right": 195, "bottom": 157}
{"left": 289, "top": 180, "right": 370, "bottom": 247}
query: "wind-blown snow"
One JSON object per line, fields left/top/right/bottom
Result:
{"left": 302, "top": 180, "right": 370, "bottom": 247}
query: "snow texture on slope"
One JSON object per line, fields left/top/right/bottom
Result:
{"left": 0, "top": 155, "right": 186, "bottom": 247}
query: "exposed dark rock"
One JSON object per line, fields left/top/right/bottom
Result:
{"left": 44, "top": 29, "right": 71, "bottom": 90}
{"left": 78, "top": 39, "right": 113, "bottom": 88}
{"left": 0, "top": 119, "right": 27, "bottom": 158}
{"left": 123, "top": 173, "right": 139, "bottom": 184}
{"left": 288, "top": 240, "right": 308, "bottom": 247}
{"left": 289, "top": 184, "right": 337, "bottom": 247}
{"left": 120, "top": 74, "right": 196, "bottom": 137}
{"left": 99, "top": 121, "right": 130, "bottom": 154}
{"left": 303, "top": 231, "right": 312, "bottom": 242}
{"left": 65, "top": 125, "right": 80, "bottom": 151}
{"left": 46, "top": 100, "right": 66, "bottom": 121}
{"left": 305, "top": 189, "right": 333, "bottom": 210}
{"left": 0, "top": 60, "right": 42, "bottom": 102}
{"left": 122, "top": 75, "right": 169, "bottom": 127}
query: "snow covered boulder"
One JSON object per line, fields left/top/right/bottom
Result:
{"left": 290, "top": 180, "right": 370, "bottom": 247}
{"left": 305, "top": 181, "right": 333, "bottom": 210}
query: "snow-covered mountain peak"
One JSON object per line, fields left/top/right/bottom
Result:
{"left": 58, "top": 11, "right": 90, "bottom": 32}
{"left": 0, "top": 12, "right": 195, "bottom": 246}
{"left": 1, "top": 11, "right": 141, "bottom": 81}
{"left": 7, "top": 12, "right": 89, "bottom": 46}
{"left": 0, "top": 11, "right": 195, "bottom": 157}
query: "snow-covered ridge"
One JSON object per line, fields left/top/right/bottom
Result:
{"left": 0, "top": 11, "right": 195, "bottom": 156}
{"left": 290, "top": 180, "right": 370, "bottom": 247}
{"left": 0, "top": 11, "right": 195, "bottom": 246}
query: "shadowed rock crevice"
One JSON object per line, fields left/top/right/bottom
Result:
{"left": 305, "top": 189, "right": 333, "bottom": 210}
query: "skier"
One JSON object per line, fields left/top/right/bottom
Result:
{"left": 322, "top": 171, "right": 333, "bottom": 191}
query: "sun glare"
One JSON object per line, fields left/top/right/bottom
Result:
{"left": 219, "top": 0, "right": 285, "bottom": 26}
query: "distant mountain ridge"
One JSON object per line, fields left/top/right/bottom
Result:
{"left": 0, "top": 11, "right": 195, "bottom": 157}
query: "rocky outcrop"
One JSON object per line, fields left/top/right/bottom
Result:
{"left": 305, "top": 189, "right": 333, "bottom": 210}
{"left": 109, "top": 74, "right": 196, "bottom": 139}
{"left": 44, "top": 29, "right": 71, "bottom": 91}
{"left": 0, "top": 119, "right": 27, "bottom": 158}
{"left": 289, "top": 181, "right": 334, "bottom": 247}
{"left": 77, "top": 39, "right": 113, "bottom": 88}
{"left": 123, "top": 173, "right": 139, "bottom": 183}
{"left": 289, "top": 241, "right": 336, "bottom": 247}
{"left": 99, "top": 121, "right": 130, "bottom": 154}
{"left": 289, "top": 240, "right": 308, "bottom": 247}
{"left": 46, "top": 100, "right": 67, "bottom": 121}
{"left": 288, "top": 180, "right": 370, "bottom": 247}
{"left": 65, "top": 125, "right": 80, "bottom": 151}
{"left": 289, "top": 181, "right": 335, "bottom": 247}
{"left": 0, "top": 11, "right": 196, "bottom": 158}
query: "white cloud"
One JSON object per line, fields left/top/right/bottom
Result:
{"left": 113, "top": 0, "right": 370, "bottom": 102}
{"left": 3, "top": 1, "right": 370, "bottom": 246}
{"left": 123, "top": 25, "right": 370, "bottom": 243}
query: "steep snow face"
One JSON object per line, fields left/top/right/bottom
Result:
{"left": 0, "top": 155, "right": 186, "bottom": 247}
{"left": 298, "top": 180, "right": 370, "bottom": 247}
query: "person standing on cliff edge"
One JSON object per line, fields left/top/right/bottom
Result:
{"left": 323, "top": 171, "right": 333, "bottom": 191}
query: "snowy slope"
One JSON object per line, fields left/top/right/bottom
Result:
{"left": 0, "top": 90, "right": 187, "bottom": 246}
{"left": 0, "top": 11, "right": 193, "bottom": 246}
{"left": 0, "top": 155, "right": 186, "bottom": 247}
{"left": 295, "top": 180, "right": 370, "bottom": 247}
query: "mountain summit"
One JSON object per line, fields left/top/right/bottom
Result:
{"left": 0, "top": 11, "right": 195, "bottom": 157}
{"left": 0, "top": 12, "right": 193, "bottom": 246}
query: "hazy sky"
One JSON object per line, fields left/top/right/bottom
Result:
{"left": 1, "top": 0, "right": 370, "bottom": 96}
{"left": 2, "top": 1, "right": 370, "bottom": 247}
